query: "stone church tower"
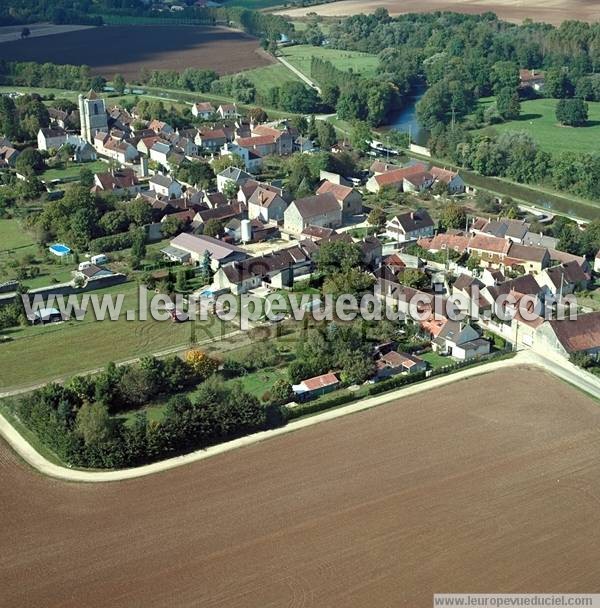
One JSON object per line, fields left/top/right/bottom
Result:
{"left": 78, "top": 90, "right": 108, "bottom": 143}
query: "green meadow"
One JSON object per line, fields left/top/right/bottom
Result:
{"left": 477, "top": 97, "right": 600, "bottom": 156}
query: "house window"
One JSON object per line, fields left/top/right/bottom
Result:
{"left": 94, "top": 104, "right": 99, "bottom": 116}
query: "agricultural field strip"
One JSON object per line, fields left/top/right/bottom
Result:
{"left": 0, "top": 25, "right": 273, "bottom": 79}
{"left": 273, "top": 0, "right": 599, "bottom": 26}
{"left": 1, "top": 350, "right": 598, "bottom": 482}
{"left": 3, "top": 366, "right": 600, "bottom": 607}
{"left": 0, "top": 324, "right": 244, "bottom": 396}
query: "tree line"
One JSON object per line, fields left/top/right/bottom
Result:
{"left": 13, "top": 354, "right": 279, "bottom": 469}
{"left": 429, "top": 125, "right": 600, "bottom": 205}
{"left": 0, "top": 60, "right": 93, "bottom": 92}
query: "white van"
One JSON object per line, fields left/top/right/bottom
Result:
{"left": 78, "top": 261, "right": 92, "bottom": 271}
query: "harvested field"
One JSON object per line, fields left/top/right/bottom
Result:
{"left": 2, "top": 368, "right": 600, "bottom": 607}
{"left": 0, "top": 25, "right": 274, "bottom": 79}
{"left": 276, "top": 0, "right": 600, "bottom": 25}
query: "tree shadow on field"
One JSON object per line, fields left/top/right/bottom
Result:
{"left": 517, "top": 113, "right": 543, "bottom": 121}
{"left": 582, "top": 120, "right": 600, "bottom": 128}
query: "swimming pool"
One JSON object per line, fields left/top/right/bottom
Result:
{"left": 49, "top": 243, "right": 71, "bottom": 257}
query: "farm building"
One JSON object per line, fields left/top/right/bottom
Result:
{"left": 292, "top": 372, "right": 340, "bottom": 400}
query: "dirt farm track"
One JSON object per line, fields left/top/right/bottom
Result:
{"left": 277, "top": 0, "right": 600, "bottom": 25}
{"left": 0, "top": 25, "right": 274, "bottom": 79}
{"left": 2, "top": 368, "right": 600, "bottom": 607}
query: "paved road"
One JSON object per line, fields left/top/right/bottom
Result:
{"left": 276, "top": 55, "right": 322, "bottom": 93}
{"left": 525, "top": 349, "right": 600, "bottom": 398}
{"left": 3, "top": 350, "right": 597, "bottom": 483}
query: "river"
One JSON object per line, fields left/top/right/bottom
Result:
{"left": 385, "top": 90, "right": 429, "bottom": 146}
{"left": 382, "top": 92, "right": 599, "bottom": 221}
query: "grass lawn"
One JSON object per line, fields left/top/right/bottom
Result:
{"left": 290, "top": 19, "right": 335, "bottom": 35}
{"left": 120, "top": 402, "right": 167, "bottom": 426}
{"left": 233, "top": 366, "right": 289, "bottom": 398}
{"left": 476, "top": 97, "right": 600, "bottom": 156}
{"left": 41, "top": 160, "right": 107, "bottom": 183}
{"left": 280, "top": 45, "right": 379, "bottom": 82}
{"left": 0, "top": 219, "right": 36, "bottom": 252}
{"left": 19, "top": 268, "right": 75, "bottom": 290}
{"left": 420, "top": 351, "right": 451, "bottom": 370}
{"left": 326, "top": 115, "right": 353, "bottom": 136}
{"left": 0, "top": 281, "right": 237, "bottom": 390}
{"left": 0, "top": 85, "right": 86, "bottom": 101}
{"left": 0, "top": 220, "right": 80, "bottom": 288}
{"left": 220, "top": 63, "right": 301, "bottom": 99}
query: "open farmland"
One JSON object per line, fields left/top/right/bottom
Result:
{"left": 275, "top": 0, "right": 600, "bottom": 25}
{"left": 0, "top": 25, "right": 274, "bottom": 80}
{"left": 2, "top": 368, "right": 600, "bottom": 607}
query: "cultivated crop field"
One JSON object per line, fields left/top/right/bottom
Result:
{"left": 2, "top": 368, "right": 600, "bottom": 607}
{"left": 0, "top": 25, "right": 274, "bottom": 80}
{"left": 275, "top": 0, "right": 599, "bottom": 25}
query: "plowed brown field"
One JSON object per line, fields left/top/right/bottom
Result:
{"left": 277, "top": 0, "right": 599, "bottom": 25}
{"left": 0, "top": 25, "right": 273, "bottom": 79}
{"left": 2, "top": 368, "right": 600, "bottom": 607}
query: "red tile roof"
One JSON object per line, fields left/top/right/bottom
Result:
{"left": 374, "top": 164, "right": 427, "bottom": 186}
{"left": 468, "top": 235, "right": 510, "bottom": 255}
{"left": 430, "top": 166, "right": 458, "bottom": 183}
{"left": 302, "top": 373, "right": 339, "bottom": 391}
{"left": 418, "top": 232, "right": 470, "bottom": 253}
{"left": 194, "top": 102, "right": 215, "bottom": 113}
{"left": 548, "top": 312, "right": 600, "bottom": 353}
{"left": 317, "top": 180, "right": 354, "bottom": 201}
{"left": 236, "top": 134, "right": 277, "bottom": 147}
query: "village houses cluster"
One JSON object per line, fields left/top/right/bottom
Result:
{"left": 2, "top": 88, "right": 599, "bottom": 400}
